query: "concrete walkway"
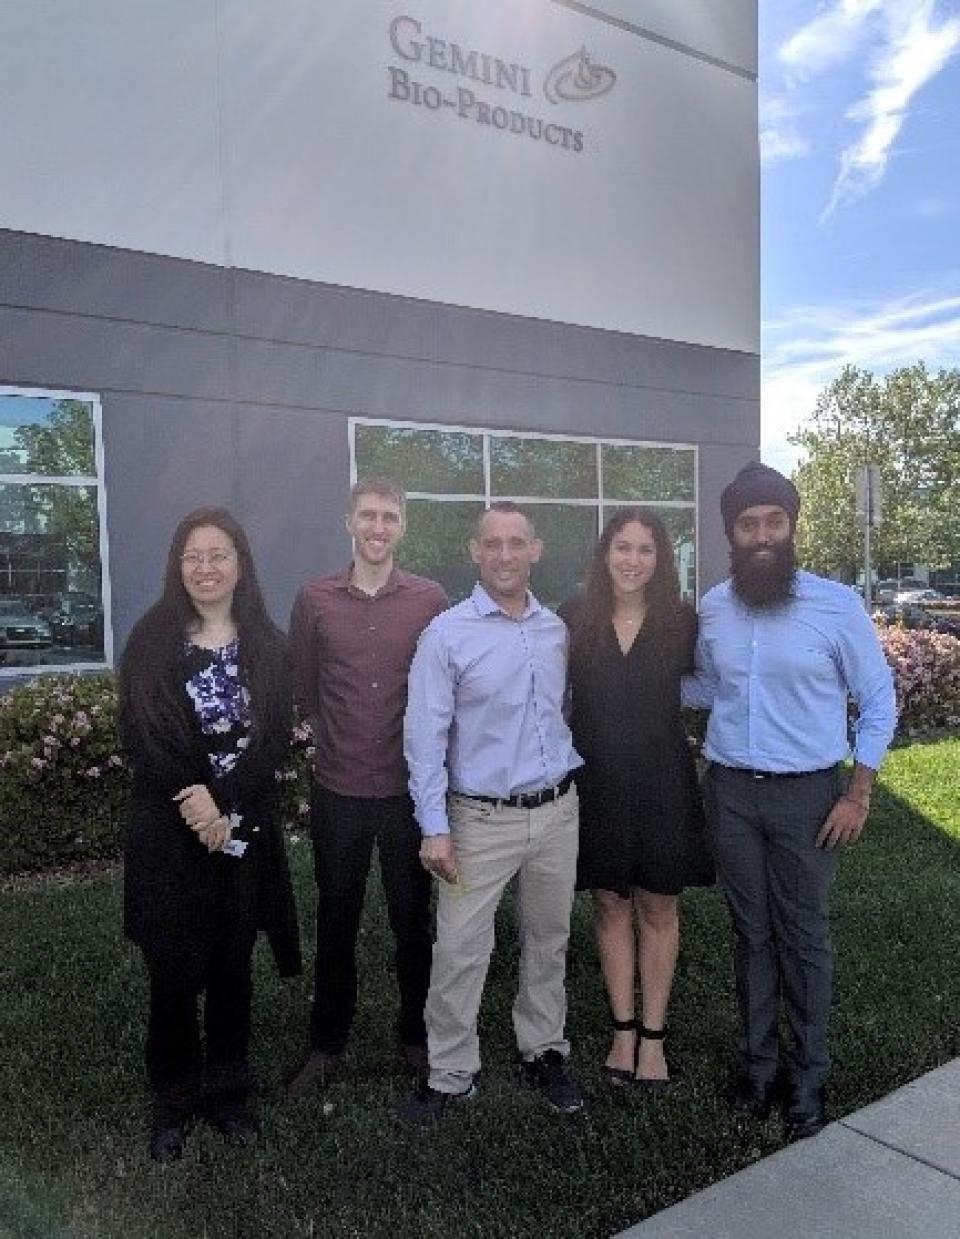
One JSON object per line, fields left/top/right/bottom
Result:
{"left": 616, "top": 1058, "right": 960, "bottom": 1239}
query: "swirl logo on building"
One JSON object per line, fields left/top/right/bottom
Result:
{"left": 544, "top": 47, "right": 616, "bottom": 104}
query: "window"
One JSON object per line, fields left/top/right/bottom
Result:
{"left": 351, "top": 419, "right": 697, "bottom": 608}
{"left": 0, "top": 387, "right": 110, "bottom": 675}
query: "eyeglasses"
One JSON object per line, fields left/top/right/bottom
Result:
{"left": 180, "top": 550, "right": 235, "bottom": 568}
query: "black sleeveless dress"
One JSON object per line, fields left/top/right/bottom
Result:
{"left": 562, "top": 599, "right": 714, "bottom": 896}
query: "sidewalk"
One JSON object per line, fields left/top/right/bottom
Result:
{"left": 616, "top": 1058, "right": 960, "bottom": 1239}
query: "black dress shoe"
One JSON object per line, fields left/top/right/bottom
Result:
{"left": 398, "top": 1079, "right": 477, "bottom": 1124}
{"left": 211, "top": 1106, "right": 261, "bottom": 1147}
{"left": 784, "top": 1084, "right": 826, "bottom": 1140}
{"left": 729, "top": 1074, "right": 778, "bottom": 1120}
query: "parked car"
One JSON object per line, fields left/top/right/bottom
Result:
{"left": 0, "top": 597, "right": 53, "bottom": 651}
{"left": 895, "top": 588, "right": 945, "bottom": 606}
{"left": 46, "top": 594, "right": 104, "bottom": 648}
{"left": 875, "top": 580, "right": 902, "bottom": 604}
{"left": 876, "top": 578, "right": 927, "bottom": 603}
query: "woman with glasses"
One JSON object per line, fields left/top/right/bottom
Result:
{"left": 562, "top": 508, "right": 713, "bottom": 1087}
{"left": 119, "top": 507, "right": 300, "bottom": 1162}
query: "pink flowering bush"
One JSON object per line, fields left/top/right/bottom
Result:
{"left": 0, "top": 675, "right": 128, "bottom": 873}
{"left": 275, "top": 714, "right": 314, "bottom": 829}
{"left": 0, "top": 675, "right": 313, "bottom": 875}
{"left": 875, "top": 622, "right": 960, "bottom": 734}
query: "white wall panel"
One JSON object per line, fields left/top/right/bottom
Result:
{"left": 552, "top": 0, "right": 757, "bottom": 74}
{"left": 0, "top": 0, "right": 758, "bottom": 353}
{"left": 0, "top": 0, "right": 224, "bottom": 265}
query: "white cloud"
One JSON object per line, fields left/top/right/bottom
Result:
{"left": 822, "top": 2, "right": 960, "bottom": 219}
{"left": 761, "top": 289, "right": 960, "bottom": 468}
{"left": 780, "top": 0, "right": 884, "bottom": 81}
{"left": 772, "top": 1, "right": 960, "bottom": 220}
{"left": 759, "top": 95, "right": 811, "bottom": 164}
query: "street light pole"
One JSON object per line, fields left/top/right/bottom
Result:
{"left": 855, "top": 465, "right": 882, "bottom": 606}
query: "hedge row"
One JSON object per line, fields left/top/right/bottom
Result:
{"left": 1, "top": 623, "right": 958, "bottom": 874}
{"left": 0, "top": 676, "right": 312, "bottom": 875}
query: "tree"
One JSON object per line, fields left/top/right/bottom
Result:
{"left": 789, "top": 364, "right": 960, "bottom": 580}
{"left": 7, "top": 400, "right": 100, "bottom": 586}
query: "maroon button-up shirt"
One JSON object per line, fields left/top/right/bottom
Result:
{"left": 289, "top": 567, "right": 448, "bottom": 798}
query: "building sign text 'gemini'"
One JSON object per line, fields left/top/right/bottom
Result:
{"left": 386, "top": 15, "right": 617, "bottom": 155}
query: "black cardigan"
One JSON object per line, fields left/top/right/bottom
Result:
{"left": 119, "top": 627, "right": 301, "bottom": 978}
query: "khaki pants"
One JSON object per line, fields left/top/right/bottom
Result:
{"left": 426, "top": 785, "right": 579, "bottom": 1094}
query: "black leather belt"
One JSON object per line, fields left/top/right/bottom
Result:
{"left": 719, "top": 765, "right": 836, "bottom": 781}
{"left": 456, "top": 773, "right": 575, "bottom": 810}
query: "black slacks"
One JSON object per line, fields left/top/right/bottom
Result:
{"left": 706, "top": 763, "right": 840, "bottom": 1091}
{"left": 309, "top": 785, "right": 432, "bottom": 1053}
{"left": 142, "top": 860, "right": 259, "bottom": 1120}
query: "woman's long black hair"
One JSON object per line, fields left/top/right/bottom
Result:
{"left": 568, "top": 506, "right": 685, "bottom": 664}
{"left": 118, "top": 507, "right": 290, "bottom": 767}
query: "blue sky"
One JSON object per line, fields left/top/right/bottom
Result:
{"left": 759, "top": 0, "right": 960, "bottom": 471}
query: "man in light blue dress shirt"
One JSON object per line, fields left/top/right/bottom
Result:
{"left": 684, "top": 462, "right": 896, "bottom": 1140}
{"left": 400, "top": 502, "right": 585, "bottom": 1122}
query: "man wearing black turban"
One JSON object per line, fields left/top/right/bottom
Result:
{"left": 684, "top": 461, "right": 896, "bottom": 1140}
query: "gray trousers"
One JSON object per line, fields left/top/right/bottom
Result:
{"left": 706, "top": 764, "right": 841, "bottom": 1090}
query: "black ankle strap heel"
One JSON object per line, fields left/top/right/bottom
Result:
{"left": 603, "top": 1016, "right": 637, "bottom": 1088}
{"left": 636, "top": 1024, "right": 672, "bottom": 1090}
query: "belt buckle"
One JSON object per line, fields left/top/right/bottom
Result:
{"left": 751, "top": 770, "right": 767, "bottom": 781}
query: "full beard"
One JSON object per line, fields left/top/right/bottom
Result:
{"left": 730, "top": 540, "right": 797, "bottom": 609}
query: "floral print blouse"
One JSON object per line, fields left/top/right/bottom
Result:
{"left": 184, "top": 637, "right": 252, "bottom": 779}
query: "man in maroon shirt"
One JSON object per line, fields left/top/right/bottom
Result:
{"left": 286, "top": 479, "right": 448, "bottom": 1093}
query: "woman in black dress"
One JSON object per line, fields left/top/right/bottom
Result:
{"left": 119, "top": 508, "right": 300, "bottom": 1162}
{"left": 563, "top": 508, "right": 712, "bottom": 1085}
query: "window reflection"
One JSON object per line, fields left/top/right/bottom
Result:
{"left": 397, "top": 500, "right": 485, "bottom": 603}
{"left": 491, "top": 437, "right": 596, "bottom": 500}
{"left": 354, "top": 424, "right": 483, "bottom": 494}
{"left": 0, "top": 390, "right": 104, "bottom": 673}
{"left": 354, "top": 423, "right": 697, "bottom": 609}
{"left": 0, "top": 395, "right": 95, "bottom": 476}
{"left": 603, "top": 444, "right": 695, "bottom": 503}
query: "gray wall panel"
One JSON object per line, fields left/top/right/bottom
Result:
{"left": 233, "top": 267, "right": 758, "bottom": 402}
{"left": 0, "top": 306, "right": 230, "bottom": 401}
{"left": 101, "top": 394, "right": 239, "bottom": 647}
{"left": 311, "top": 350, "right": 757, "bottom": 447}
{"left": 234, "top": 407, "right": 353, "bottom": 626}
{"left": 231, "top": 337, "right": 325, "bottom": 408}
{"left": 0, "top": 230, "right": 759, "bottom": 665}
{"left": 697, "top": 441, "right": 758, "bottom": 592}
{"left": 0, "top": 229, "right": 229, "bottom": 334}
{"left": 233, "top": 271, "right": 442, "bottom": 362}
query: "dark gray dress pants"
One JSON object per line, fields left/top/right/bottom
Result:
{"left": 706, "top": 764, "right": 841, "bottom": 1090}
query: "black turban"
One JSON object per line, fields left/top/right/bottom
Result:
{"left": 720, "top": 461, "right": 800, "bottom": 538}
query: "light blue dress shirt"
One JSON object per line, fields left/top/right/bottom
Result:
{"left": 404, "top": 584, "right": 583, "bottom": 836}
{"left": 682, "top": 571, "right": 897, "bottom": 773}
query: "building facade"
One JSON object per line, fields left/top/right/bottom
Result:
{"left": 0, "top": 0, "right": 759, "bottom": 678}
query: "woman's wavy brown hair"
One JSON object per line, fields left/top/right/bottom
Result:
{"left": 568, "top": 506, "right": 684, "bottom": 663}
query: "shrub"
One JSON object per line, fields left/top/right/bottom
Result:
{"left": 875, "top": 623, "right": 960, "bottom": 734}
{"left": 3, "top": 625, "right": 959, "bottom": 874}
{"left": 0, "top": 674, "right": 312, "bottom": 875}
{"left": 0, "top": 675, "right": 128, "bottom": 873}
{"left": 277, "top": 716, "right": 314, "bottom": 831}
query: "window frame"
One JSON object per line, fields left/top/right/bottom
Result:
{"left": 348, "top": 416, "right": 699, "bottom": 599}
{"left": 0, "top": 384, "right": 113, "bottom": 678}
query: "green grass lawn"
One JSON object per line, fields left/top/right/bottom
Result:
{"left": 2, "top": 738, "right": 959, "bottom": 1239}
